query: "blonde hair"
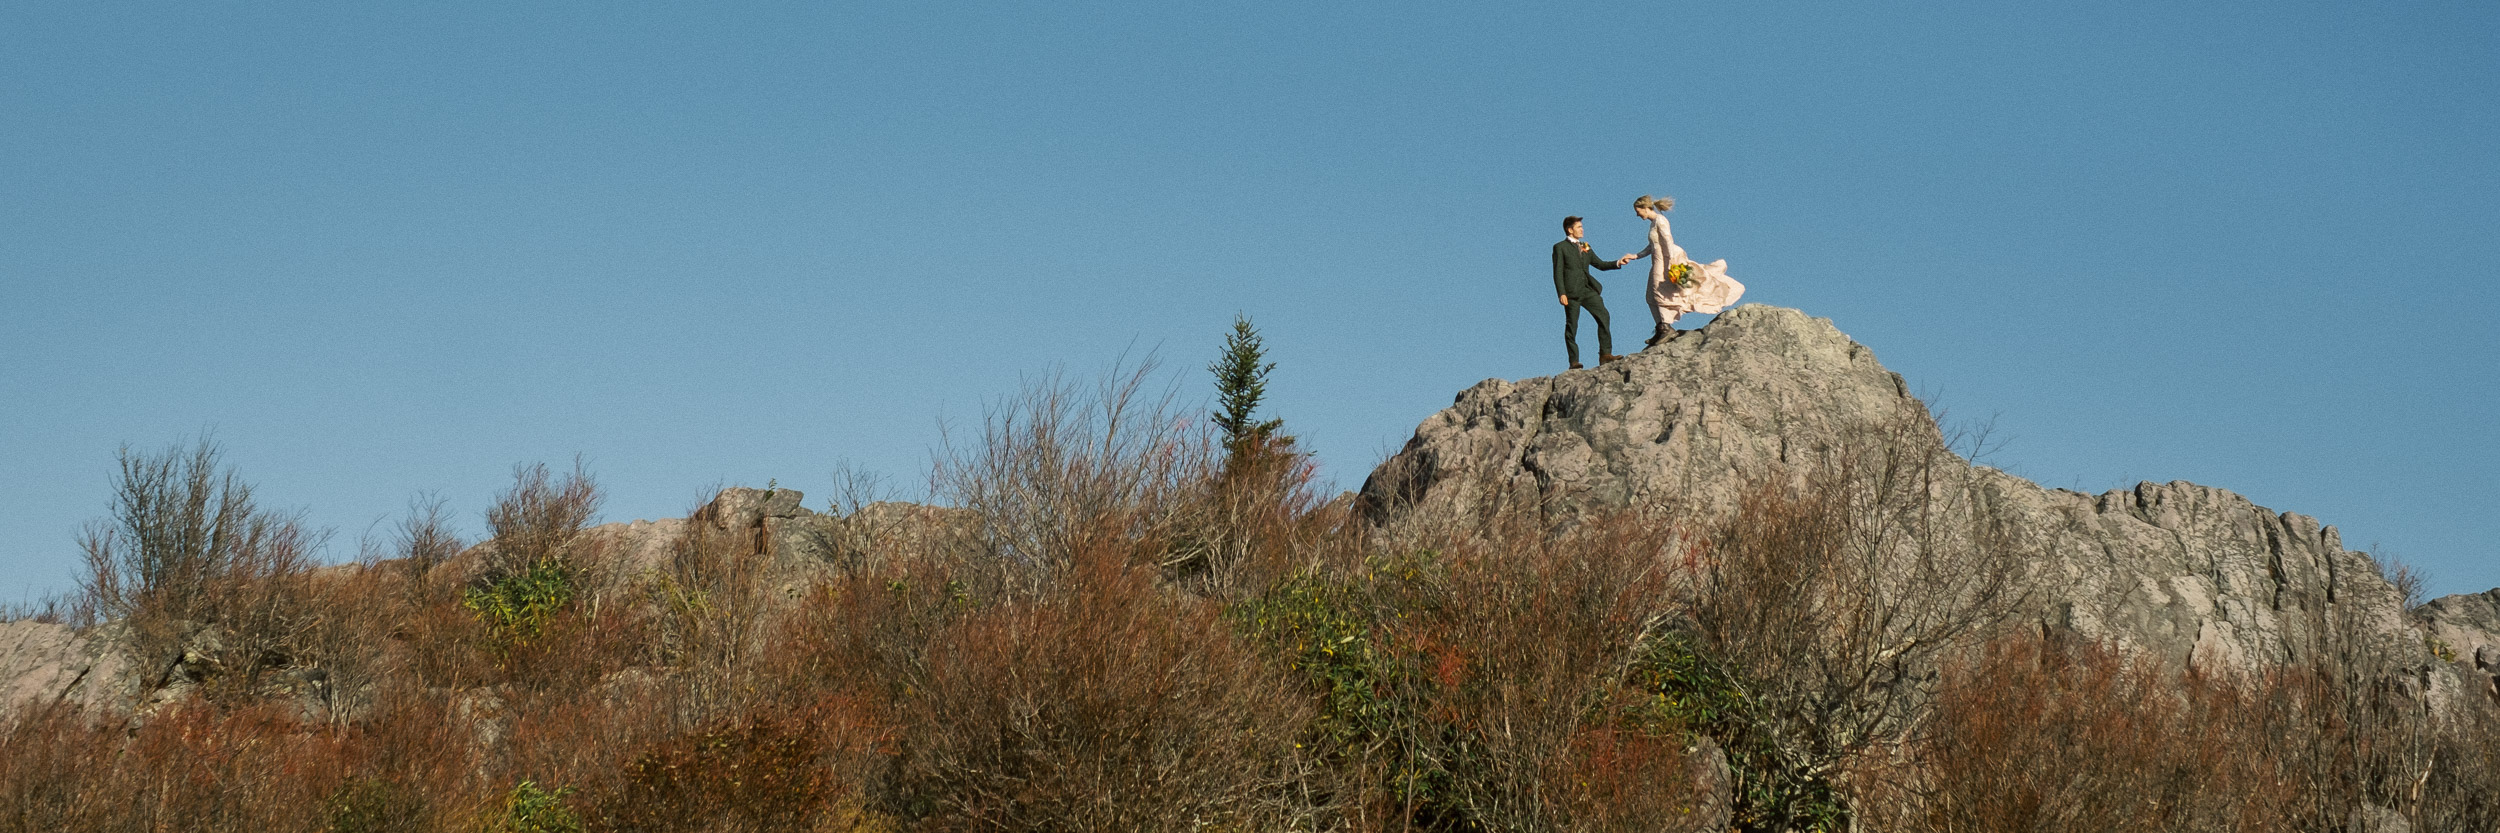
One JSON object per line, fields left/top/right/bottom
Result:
{"left": 1635, "top": 194, "right": 1675, "bottom": 213}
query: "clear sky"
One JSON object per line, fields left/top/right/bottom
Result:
{"left": 4, "top": 2, "right": 2495, "bottom": 600}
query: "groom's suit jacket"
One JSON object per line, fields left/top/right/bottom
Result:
{"left": 1552, "top": 239, "right": 1620, "bottom": 301}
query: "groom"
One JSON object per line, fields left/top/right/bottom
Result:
{"left": 1552, "top": 216, "right": 1633, "bottom": 368}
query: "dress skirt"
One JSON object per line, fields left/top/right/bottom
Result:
{"left": 1650, "top": 258, "right": 1744, "bottom": 319}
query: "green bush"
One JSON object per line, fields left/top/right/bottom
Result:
{"left": 1229, "top": 555, "right": 1422, "bottom": 754}
{"left": 1627, "top": 633, "right": 1845, "bottom": 832}
{"left": 323, "top": 777, "right": 426, "bottom": 833}
{"left": 462, "top": 557, "right": 574, "bottom": 657}
{"left": 490, "top": 781, "right": 582, "bottom": 833}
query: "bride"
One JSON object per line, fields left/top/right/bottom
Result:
{"left": 1622, "top": 194, "right": 1744, "bottom": 347}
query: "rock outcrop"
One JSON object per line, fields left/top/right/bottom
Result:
{"left": 0, "top": 619, "right": 136, "bottom": 719}
{"left": 1360, "top": 305, "right": 2489, "bottom": 691}
{"left": 2419, "top": 589, "right": 2500, "bottom": 702}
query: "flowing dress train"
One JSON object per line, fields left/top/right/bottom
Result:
{"left": 1635, "top": 215, "right": 1744, "bottom": 325}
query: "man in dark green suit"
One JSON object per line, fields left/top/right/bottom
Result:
{"left": 1553, "top": 215, "right": 1631, "bottom": 368}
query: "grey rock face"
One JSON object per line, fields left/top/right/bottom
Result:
{"left": 1363, "top": 307, "right": 1913, "bottom": 529}
{"left": 694, "top": 486, "right": 809, "bottom": 531}
{"left": 0, "top": 619, "right": 136, "bottom": 719}
{"left": 2418, "top": 589, "right": 2500, "bottom": 702}
{"left": 1360, "top": 305, "right": 2437, "bottom": 676}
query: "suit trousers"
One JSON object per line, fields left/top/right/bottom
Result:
{"left": 1563, "top": 293, "right": 1611, "bottom": 365}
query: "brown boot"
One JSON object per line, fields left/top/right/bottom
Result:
{"left": 1568, "top": 361, "right": 1584, "bottom": 370}
{"left": 1599, "top": 353, "right": 1621, "bottom": 364}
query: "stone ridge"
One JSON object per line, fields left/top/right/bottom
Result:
{"left": 1359, "top": 305, "right": 2494, "bottom": 699}
{"left": 1361, "top": 305, "right": 1915, "bottom": 526}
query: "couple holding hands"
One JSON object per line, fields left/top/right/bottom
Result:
{"left": 1551, "top": 195, "right": 1744, "bottom": 368}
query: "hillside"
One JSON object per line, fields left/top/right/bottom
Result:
{"left": 2, "top": 305, "right": 2495, "bottom": 833}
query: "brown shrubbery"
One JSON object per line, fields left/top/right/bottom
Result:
{"left": 1689, "top": 412, "right": 2034, "bottom": 830}
{"left": 11, "top": 375, "right": 2499, "bottom": 833}
{"left": 1904, "top": 629, "right": 2500, "bottom": 832}
{"left": 76, "top": 439, "right": 325, "bottom": 702}
{"left": 892, "top": 549, "right": 1314, "bottom": 831}
{"left": 1910, "top": 634, "right": 2304, "bottom": 832}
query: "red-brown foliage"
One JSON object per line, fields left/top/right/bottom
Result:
{"left": 585, "top": 696, "right": 884, "bottom": 833}
{"left": 891, "top": 544, "right": 1314, "bottom": 832}
{"left": 1914, "top": 634, "right": 2309, "bottom": 832}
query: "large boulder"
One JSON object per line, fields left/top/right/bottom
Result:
{"left": 1360, "top": 305, "right": 2441, "bottom": 678}
{"left": 1362, "top": 305, "right": 1913, "bottom": 527}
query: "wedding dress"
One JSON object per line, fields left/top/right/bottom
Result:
{"left": 1636, "top": 215, "right": 1744, "bottom": 323}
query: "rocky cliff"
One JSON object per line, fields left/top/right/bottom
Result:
{"left": 1359, "top": 305, "right": 2497, "bottom": 703}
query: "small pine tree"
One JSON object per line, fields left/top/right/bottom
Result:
{"left": 1210, "top": 314, "right": 1283, "bottom": 461}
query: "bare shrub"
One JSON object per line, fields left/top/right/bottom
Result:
{"left": 386, "top": 493, "right": 466, "bottom": 588}
{"left": 1546, "top": 725, "right": 1717, "bottom": 833}
{"left": 332, "top": 686, "right": 485, "bottom": 831}
{"left": 77, "top": 439, "right": 324, "bottom": 700}
{"left": 2252, "top": 547, "right": 2472, "bottom": 831}
{"left": 1905, "top": 619, "right": 2498, "bottom": 833}
{"left": 480, "top": 461, "right": 601, "bottom": 581}
{"left": 583, "top": 696, "right": 887, "bottom": 833}
{"left": 0, "top": 705, "right": 102, "bottom": 832}
{"left": 0, "top": 595, "right": 70, "bottom": 625}
{"left": 932, "top": 359, "right": 1216, "bottom": 587}
{"left": 1393, "top": 517, "right": 1699, "bottom": 831}
{"left": 0, "top": 700, "right": 359, "bottom": 833}
{"left": 2420, "top": 691, "right": 2500, "bottom": 831}
{"left": 1238, "top": 513, "right": 1714, "bottom": 832}
{"left": 892, "top": 545, "right": 1315, "bottom": 832}
{"left": 804, "top": 460, "right": 905, "bottom": 573}
{"left": 369, "top": 497, "right": 493, "bottom": 690}
{"left": 643, "top": 509, "right": 778, "bottom": 724}
{"left": 1911, "top": 634, "right": 2304, "bottom": 833}
{"left": 1687, "top": 411, "right": 2032, "bottom": 830}
{"left": 1170, "top": 429, "right": 1350, "bottom": 599}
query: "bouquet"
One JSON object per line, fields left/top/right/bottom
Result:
{"left": 1668, "top": 261, "right": 1696, "bottom": 290}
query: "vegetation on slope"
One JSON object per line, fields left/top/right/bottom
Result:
{"left": 6, "top": 328, "right": 2497, "bottom": 832}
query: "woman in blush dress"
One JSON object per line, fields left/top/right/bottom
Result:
{"left": 1622, "top": 194, "right": 1744, "bottom": 347}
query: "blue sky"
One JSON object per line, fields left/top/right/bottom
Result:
{"left": 4, "top": 1, "right": 2495, "bottom": 599}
